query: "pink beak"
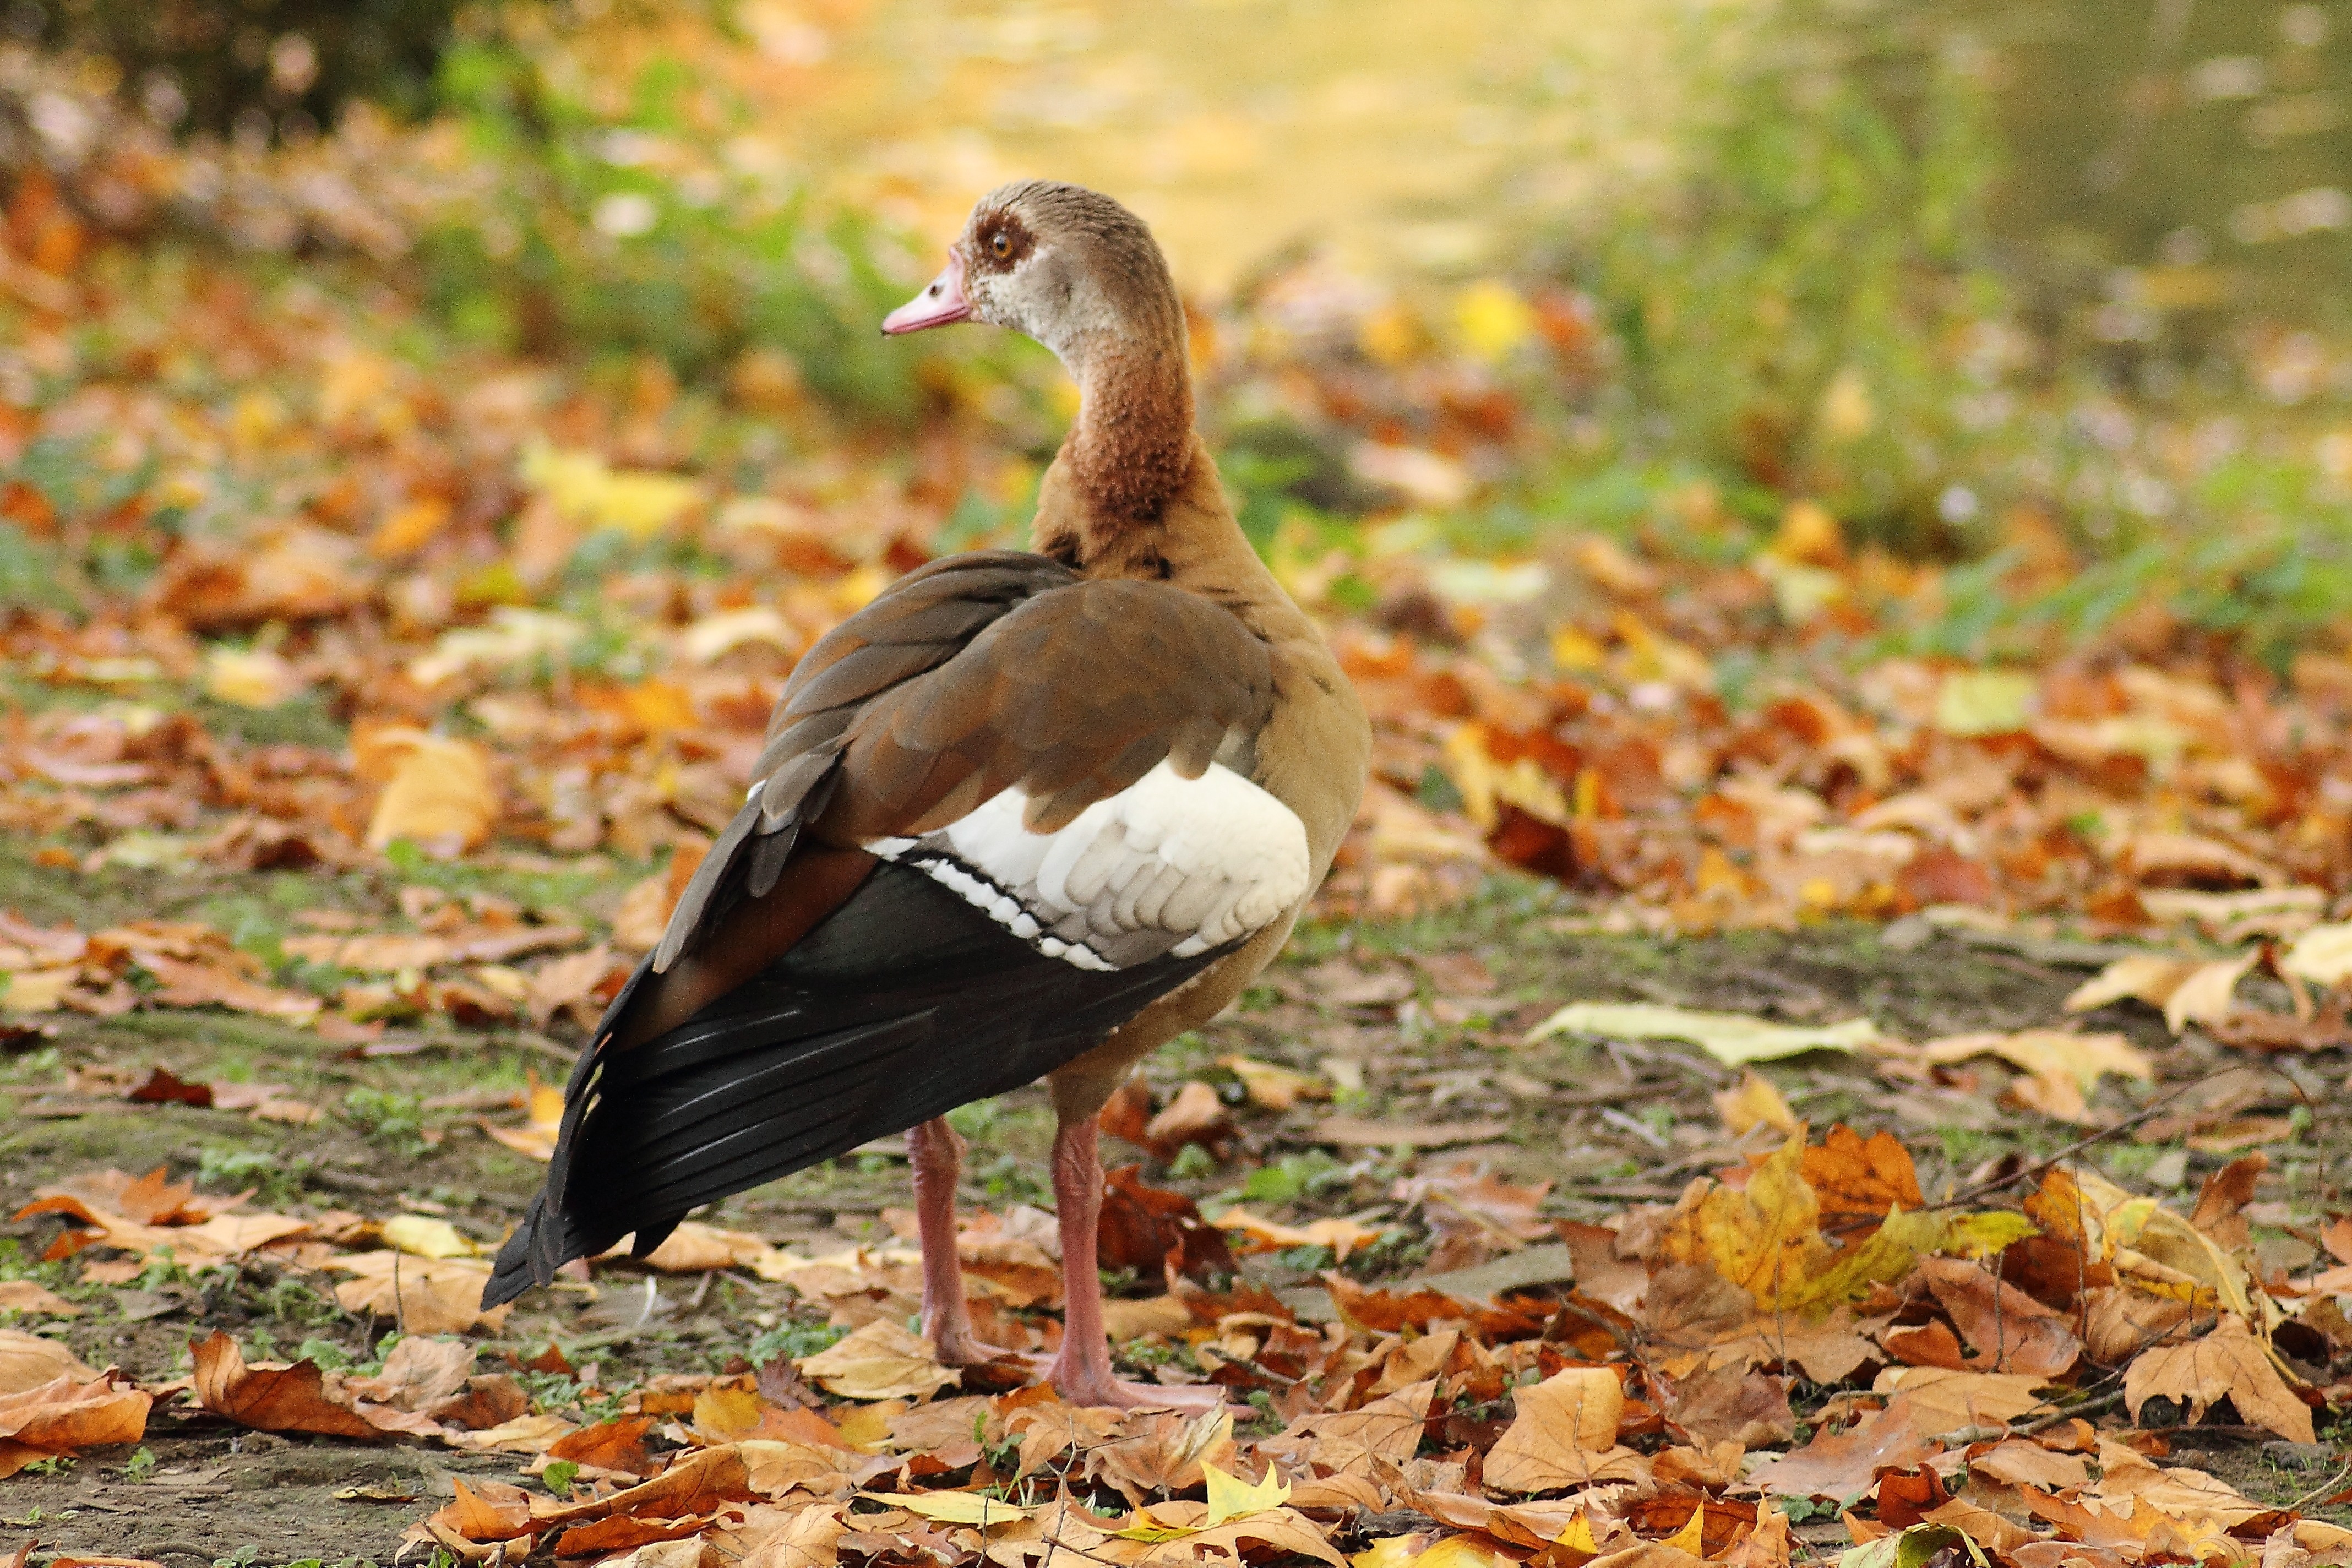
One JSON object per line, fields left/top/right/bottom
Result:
{"left": 881, "top": 253, "right": 972, "bottom": 334}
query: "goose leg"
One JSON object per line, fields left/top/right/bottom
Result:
{"left": 1041, "top": 1115, "right": 1226, "bottom": 1411}
{"left": 907, "top": 1116, "right": 1010, "bottom": 1365}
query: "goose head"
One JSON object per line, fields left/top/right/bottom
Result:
{"left": 883, "top": 181, "right": 1186, "bottom": 379}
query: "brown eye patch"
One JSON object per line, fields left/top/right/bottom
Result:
{"left": 972, "top": 212, "right": 1033, "bottom": 271}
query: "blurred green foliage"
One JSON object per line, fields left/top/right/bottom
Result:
{"left": 1561, "top": 0, "right": 2002, "bottom": 551}
{"left": 45, "top": 0, "right": 467, "bottom": 140}
{"left": 423, "top": 29, "right": 924, "bottom": 405}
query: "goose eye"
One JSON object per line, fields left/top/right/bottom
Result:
{"left": 989, "top": 230, "right": 1013, "bottom": 259}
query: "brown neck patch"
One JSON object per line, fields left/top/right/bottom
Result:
{"left": 1049, "top": 335, "right": 1196, "bottom": 564}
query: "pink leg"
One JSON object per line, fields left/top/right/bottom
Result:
{"left": 907, "top": 1117, "right": 1008, "bottom": 1365}
{"left": 1043, "top": 1116, "right": 1226, "bottom": 1411}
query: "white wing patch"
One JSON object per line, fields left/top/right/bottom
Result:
{"left": 864, "top": 760, "right": 1309, "bottom": 970}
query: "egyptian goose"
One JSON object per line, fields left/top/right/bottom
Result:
{"left": 484, "top": 181, "right": 1370, "bottom": 1408}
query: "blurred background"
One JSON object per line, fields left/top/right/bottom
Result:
{"left": 5, "top": 0, "right": 2352, "bottom": 936}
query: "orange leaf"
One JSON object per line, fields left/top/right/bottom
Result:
{"left": 189, "top": 1330, "right": 379, "bottom": 1440}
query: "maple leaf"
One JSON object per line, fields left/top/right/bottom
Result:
{"left": 2123, "top": 1313, "right": 2314, "bottom": 1444}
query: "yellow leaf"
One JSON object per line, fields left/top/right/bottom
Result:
{"left": 1934, "top": 669, "right": 2037, "bottom": 737}
{"left": 2280, "top": 920, "right": 2352, "bottom": 987}
{"left": 1921, "top": 1030, "right": 2153, "bottom": 1092}
{"left": 369, "top": 497, "right": 452, "bottom": 558}
{"left": 382, "top": 1215, "right": 480, "bottom": 1260}
{"left": 1713, "top": 1069, "right": 1802, "bottom": 1136}
{"left": 359, "top": 728, "right": 498, "bottom": 856}
{"left": 1202, "top": 1461, "right": 1290, "bottom": 1527}
{"left": 1816, "top": 366, "right": 1876, "bottom": 443}
{"left": 1549, "top": 624, "right": 1606, "bottom": 672}
{"left": 203, "top": 646, "right": 307, "bottom": 709}
{"left": 1351, "top": 1537, "right": 1433, "bottom": 1568}
{"left": 1661, "top": 1502, "right": 1707, "bottom": 1555}
{"left": 1453, "top": 280, "right": 1534, "bottom": 363}
{"left": 1220, "top": 1055, "right": 1327, "bottom": 1112}
{"left": 1526, "top": 1002, "right": 1879, "bottom": 1064}
{"left": 521, "top": 439, "right": 702, "bottom": 540}
{"left": 1413, "top": 1539, "right": 1509, "bottom": 1568}
{"left": 878, "top": 1490, "right": 1035, "bottom": 1526}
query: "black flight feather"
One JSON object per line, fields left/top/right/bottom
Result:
{"left": 483, "top": 861, "right": 1222, "bottom": 1308}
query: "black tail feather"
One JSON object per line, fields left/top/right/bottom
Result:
{"left": 483, "top": 861, "right": 1222, "bottom": 1309}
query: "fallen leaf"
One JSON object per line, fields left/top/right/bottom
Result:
{"left": 1257, "top": 1380, "right": 1436, "bottom": 1477}
{"left": 358, "top": 727, "right": 499, "bottom": 856}
{"left": 1914, "top": 1258, "right": 2081, "bottom": 1377}
{"left": 0, "top": 1370, "right": 151, "bottom": 1478}
{"left": 0, "top": 1281, "right": 78, "bottom": 1318}
{"left": 0, "top": 1330, "right": 97, "bottom": 1395}
{"left": 2065, "top": 951, "right": 2256, "bottom": 1034}
{"left": 328, "top": 1253, "right": 512, "bottom": 1335}
{"left": 190, "top": 1330, "right": 380, "bottom": 1439}
{"left": 1097, "top": 1164, "right": 1238, "bottom": 1283}
{"left": 1747, "top": 1393, "right": 1940, "bottom": 1501}
{"left": 2278, "top": 920, "right": 2352, "bottom": 987}
{"left": 1871, "top": 1366, "right": 2052, "bottom": 1428}
{"left": 1201, "top": 1460, "right": 1289, "bottom": 1526}
{"left": 1220, "top": 1055, "right": 1328, "bottom": 1111}
{"left": 1713, "top": 1070, "right": 1802, "bottom": 1136}
{"left": 1664, "top": 1358, "right": 1795, "bottom": 1449}
{"left": 1210, "top": 1207, "right": 1388, "bottom": 1263}
{"left": 1527, "top": 1003, "right": 1879, "bottom": 1064}
{"left": 549, "top": 1414, "right": 661, "bottom": 1478}
{"left": 796, "top": 1319, "right": 958, "bottom": 1401}
{"left": 2123, "top": 1313, "right": 2313, "bottom": 1443}
{"left": 1310, "top": 1115, "right": 1513, "bottom": 1148}
{"left": 346, "top": 1336, "right": 475, "bottom": 1412}
{"left": 1483, "top": 1368, "right": 1641, "bottom": 1493}
{"left": 383, "top": 1214, "right": 482, "bottom": 1260}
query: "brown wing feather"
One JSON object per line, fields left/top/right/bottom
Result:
{"left": 647, "top": 551, "right": 1272, "bottom": 977}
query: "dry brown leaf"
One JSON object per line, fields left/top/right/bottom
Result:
{"left": 0, "top": 1281, "right": 79, "bottom": 1318}
{"left": 132, "top": 951, "right": 323, "bottom": 1023}
{"left": 1871, "top": 1366, "right": 2052, "bottom": 1428}
{"left": 1663, "top": 1358, "right": 1794, "bottom": 1449}
{"left": 0, "top": 1370, "right": 151, "bottom": 1478}
{"left": 346, "top": 1335, "right": 475, "bottom": 1412}
{"left": 1258, "top": 1379, "right": 1436, "bottom": 1477}
{"left": 1483, "top": 1367, "right": 1638, "bottom": 1493}
{"left": 2123, "top": 1313, "right": 2313, "bottom": 1443}
{"left": 2064, "top": 951, "right": 2256, "bottom": 1034}
{"left": 0, "top": 1328, "right": 97, "bottom": 1393}
{"left": 1915, "top": 1257, "right": 2081, "bottom": 1377}
{"left": 549, "top": 1414, "right": 661, "bottom": 1477}
{"left": 794, "top": 1319, "right": 958, "bottom": 1401}
{"left": 1747, "top": 1393, "right": 1940, "bottom": 1501}
{"left": 190, "top": 1330, "right": 380, "bottom": 1440}
{"left": 328, "top": 1252, "right": 513, "bottom": 1335}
